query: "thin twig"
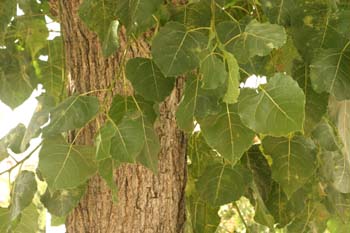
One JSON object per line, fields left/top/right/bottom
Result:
{"left": 0, "top": 142, "right": 43, "bottom": 176}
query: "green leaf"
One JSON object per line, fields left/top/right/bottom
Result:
{"left": 176, "top": 76, "right": 222, "bottom": 132}
{"left": 152, "top": 22, "right": 207, "bottom": 76}
{"left": 14, "top": 16, "right": 49, "bottom": 56}
{"left": 110, "top": 117, "right": 144, "bottom": 163}
{"left": 261, "top": 0, "right": 297, "bottom": 25}
{"left": 12, "top": 203, "right": 39, "bottom": 233}
{"left": 186, "top": 196, "right": 220, "bottom": 233}
{"left": 108, "top": 95, "right": 157, "bottom": 125}
{"left": 327, "top": 217, "right": 350, "bottom": 233}
{"left": 199, "top": 52, "right": 227, "bottom": 90}
{"left": 244, "top": 145, "right": 272, "bottom": 202}
{"left": 41, "top": 185, "right": 86, "bottom": 217}
{"left": 262, "top": 135, "right": 317, "bottom": 197}
{"left": 222, "top": 51, "right": 240, "bottom": 104}
{"left": 107, "top": 96, "right": 160, "bottom": 172}
{"left": 328, "top": 99, "right": 350, "bottom": 193}
{"left": 126, "top": 58, "right": 175, "bottom": 102}
{"left": 293, "top": 60, "right": 329, "bottom": 134}
{"left": 19, "top": 95, "right": 55, "bottom": 153}
{"left": 200, "top": 104, "right": 255, "bottom": 164}
{"left": 312, "top": 119, "right": 339, "bottom": 152}
{"left": 98, "top": 158, "right": 118, "bottom": 202}
{"left": 42, "top": 95, "right": 99, "bottom": 136}
{"left": 243, "top": 19, "right": 287, "bottom": 57}
{"left": 95, "top": 121, "right": 115, "bottom": 160}
{"left": 0, "top": 0, "right": 16, "bottom": 40}
{"left": 310, "top": 46, "right": 350, "bottom": 101}
{"left": 115, "top": 0, "right": 162, "bottom": 35}
{"left": 238, "top": 73, "right": 305, "bottom": 136}
{"left": 0, "top": 124, "right": 28, "bottom": 157}
{"left": 38, "top": 136, "right": 97, "bottom": 189}
{"left": 38, "top": 37, "right": 65, "bottom": 101}
{"left": 0, "top": 49, "right": 37, "bottom": 109}
{"left": 136, "top": 120, "right": 160, "bottom": 173}
{"left": 102, "top": 20, "right": 119, "bottom": 57}
{"left": 79, "top": 0, "right": 119, "bottom": 57}
{"left": 0, "top": 208, "right": 10, "bottom": 233}
{"left": 196, "top": 163, "right": 252, "bottom": 206}
{"left": 10, "top": 171, "right": 37, "bottom": 221}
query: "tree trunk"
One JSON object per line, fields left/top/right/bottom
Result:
{"left": 56, "top": 1, "right": 187, "bottom": 232}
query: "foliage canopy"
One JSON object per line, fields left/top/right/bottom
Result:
{"left": 1, "top": 0, "right": 350, "bottom": 232}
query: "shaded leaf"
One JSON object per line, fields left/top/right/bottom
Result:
{"left": 108, "top": 95, "right": 156, "bottom": 125}
{"left": 262, "top": 135, "right": 317, "bottom": 197}
{"left": 199, "top": 52, "right": 227, "bottom": 90}
{"left": 95, "top": 121, "right": 115, "bottom": 160}
{"left": 98, "top": 158, "right": 118, "bottom": 202}
{"left": 312, "top": 119, "right": 339, "bottom": 152}
{"left": 41, "top": 185, "right": 86, "bottom": 217}
{"left": 116, "top": 0, "right": 162, "bottom": 35}
{"left": 293, "top": 60, "right": 329, "bottom": 134}
{"left": 10, "top": 171, "right": 37, "bottom": 221}
{"left": 152, "top": 22, "right": 207, "bottom": 76}
{"left": 12, "top": 203, "right": 39, "bottom": 233}
{"left": 38, "top": 136, "right": 97, "bottom": 189}
{"left": 186, "top": 195, "right": 220, "bottom": 233}
{"left": 79, "top": 0, "right": 119, "bottom": 57}
{"left": 199, "top": 104, "right": 255, "bottom": 164}
{"left": 0, "top": 124, "right": 28, "bottom": 159}
{"left": 110, "top": 117, "right": 144, "bottom": 163}
{"left": 0, "top": 208, "right": 10, "bottom": 233}
{"left": 42, "top": 95, "right": 99, "bottom": 136}
{"left": 328, "top": 99, "right": 350, "bottom": 193}
{"left": 38, "top": 37, "right": 65, "bottom": 101}
{"left": 176, "top": 76, "right": 222, "bottom": 132}
{"left": 310, "top": 47, "right": 350, "bottom": 101}
{"left": 243, "top": 19, "right": 287, "bottom": 57}
{"left": 126, "top": 58, "right": 175, "bottom": 102}
{"left": 196, "top": 163, "right": 252, "bottom": 206}
{"left": 238, "top": 73, "right": 305, "bottom": 136}
{"left": 244, "top": 145, "right": 272, "bottom": 202}
{"left": 0, "top": 49, "right": 37, "bottom": 109}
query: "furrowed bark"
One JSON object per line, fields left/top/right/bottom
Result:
{"left": 55, "top": 0, "right": 187, "bottom": 232}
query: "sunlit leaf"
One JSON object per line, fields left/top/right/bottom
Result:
{"left": 238, "top": 73, "right": 305, "bottom": 136}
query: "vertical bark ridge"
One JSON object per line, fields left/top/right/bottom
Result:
{"left": 57, "top": 0, "right": 187, "bottom": 232}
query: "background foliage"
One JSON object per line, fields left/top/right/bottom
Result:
{"left": 1, "top": 0, "right": 350, "bottom": 232}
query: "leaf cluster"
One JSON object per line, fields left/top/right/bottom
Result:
{"left": 1, "top": 0, "right": 350, "bottom": 232}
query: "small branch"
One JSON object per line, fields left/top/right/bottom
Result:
{"left": 0, "top": 142, "right": 42, "bottom": 176}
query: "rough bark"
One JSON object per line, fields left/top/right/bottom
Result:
{"left": 56, "top": 1, "right": 187, "bottom": 232}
